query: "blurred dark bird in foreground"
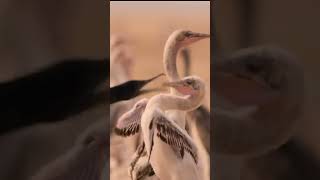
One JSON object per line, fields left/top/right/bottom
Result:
{"left": 0, "top": 58, "right": 161, "bottom": 134}
{"left": 0, "top": 57, "right": 163, "bottom": 179}
{"left": 0, "top": 59, "right": 108, "bottom": 134}
{"left": 213, "top": 46, "right": 304, "bottom": 156}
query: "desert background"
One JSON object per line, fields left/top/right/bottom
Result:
{"left": 0, "top": 1, "right": 107, "bottom": 179}
{"left": 110, "top": 1, "right": 210, "bottom": 107}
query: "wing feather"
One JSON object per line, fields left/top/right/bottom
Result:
{"left": 154, "top": 112, "right": 198, "bottom": 164}
{"left": 114, "top": 98, "right": 148, "bottom": 137}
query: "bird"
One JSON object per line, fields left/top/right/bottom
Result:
{"left": 27, "top": 73, "right": 162, "bottom": 180}
{"left": 223, "top": 48, "right": 319, "bottom": 180}
{"left": 181, "top": 47, "right": 210, "bottom": 152}
{"left": 211, "top": 46, "right": 306, "bottom": 180}
{"left": 163, "top": 30, "right": 209, "bottom": 129}
{"left": 0, "top": 57, "right": 161, "bottom": 135}
{"left": 115, "top": 76, "right": 206, "bottom": 180}
{"left": 162, "top": 30, "right": 210, "bottom": 180}
{"left": 122, "top": 30, "right": 210, "bottom": 180}
{"left": 0, "top": 57, "right": 164, "bottom": 180}
{"left": 180, "top": 47, "right": 211, "bottom": 180}
{"left": 0, "top": 58, "right": 108, "bottom": 134}
{"left": 181, "top": 48, "right": 211, "bottom": 153}
{"left": 213, "top": 46, "right": 304, "bottom": 157}
{"left": 109, "top": 34, "right": 168, "bottom": 180}
{"left": 110, "top": 73, "right": 164, "bottom": 105}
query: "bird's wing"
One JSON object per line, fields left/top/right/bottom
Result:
{"left": 114, "top": 99, "right": 148, "bottom": 136}
{"left": 153, "top": 111, "right": 198, "bottom": 164}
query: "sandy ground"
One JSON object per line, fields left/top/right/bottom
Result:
{"left": 110, "top": 2, "right": 210, "bottom": 180}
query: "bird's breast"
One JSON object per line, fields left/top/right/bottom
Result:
{"left": 150, "top": 137, "right": 200, "bottom": 180}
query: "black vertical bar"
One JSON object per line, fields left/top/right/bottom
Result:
{"left": 105, "top": 1, "right": 110, "bottom": 180}
{"left": 211, "top": 0, "right": 216, "bottom": 179}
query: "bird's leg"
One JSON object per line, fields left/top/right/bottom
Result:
{"left": 136, "top": 163, "right": 155, "bottom": 180}
{"left": 128, "top": 142, "right": 146, "bottom": 179}
{"left": 130, "top": 153, "right": 156, "bottom": 180}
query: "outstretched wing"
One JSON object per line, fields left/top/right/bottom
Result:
{"left": 153, "top": 111, "right": 198, "bottom": 164}
{"left": 114, "top": 98, "right": 148, "bottom": 136}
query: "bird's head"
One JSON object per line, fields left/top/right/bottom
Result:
{"left": 170, "top": 30, "right": 210, "bottom": 48}
{"left": 163, "top": 76, "right": 205, "bottom": 100}
{"left": 215, "top": 47, "right": 304, "bottom": 108}
{"left": 133, "top": 98, "right": 149, "bottom": 110}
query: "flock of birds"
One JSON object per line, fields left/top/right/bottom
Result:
{"left": 0, "top": 27, "right": 315, "bottom": 180}
{"left": 110, "top": 30, "right": 210, "bottom": 180}
{"left": 110, "top": 27, "right": 313, "bottom": 180}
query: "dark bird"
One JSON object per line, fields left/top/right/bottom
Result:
{"left": 0, "top": 58, "right": 108, "bottom": 134}
{"left": 0, "top": 58, "right": 161, "bottom": 135}
{"left": 0, "top": 57, "right": 162, "bottom": 179}
{"left": 213, "top": 46, "right": 304, "bottom": 157}
{"left": 110, "top": 73, "right": 164, "bottom": 104}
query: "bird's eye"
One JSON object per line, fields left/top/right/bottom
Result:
{"left": 186, "top": 80, "right": 193, "bottom": 85}
{"left": 185, "top": 31, "right": 192, "bottom": 37}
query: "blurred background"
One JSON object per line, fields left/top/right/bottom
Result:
{"left": 0, "top": 1, "right": 107, "bottom": 179}
{"left": 216, "top": 0, "right": 320, "bottom": 179}
{"left": 0, "top": 0, "right": 106, "bottom": 81}
{"left": 111, "top": 1, "right": 210, "bottom": 106}
{"left": 217, "top": 0, "right": 320, "bottom": 158}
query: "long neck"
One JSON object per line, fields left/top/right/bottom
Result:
{"left": 163, "top": 37, "right": 189, "bottom": 128}
{"left": 148, "top": 93, "right": 201, "bottom": 113}
{"left": 164, "top": 38, "right": 180, "bottom": 82}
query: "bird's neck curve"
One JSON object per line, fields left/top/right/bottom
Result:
{"left": 148, "top": 93, "right": 202, "bottom": 114}
{"left": 163, "top": 38, "right": 180, "bottom": 82}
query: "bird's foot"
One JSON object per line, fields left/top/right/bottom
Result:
{"left": 137, "top": 163, "right": 155, "bottom": 180}
{"left": 129, "top": 157, "right": 155, "bottom": 180}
